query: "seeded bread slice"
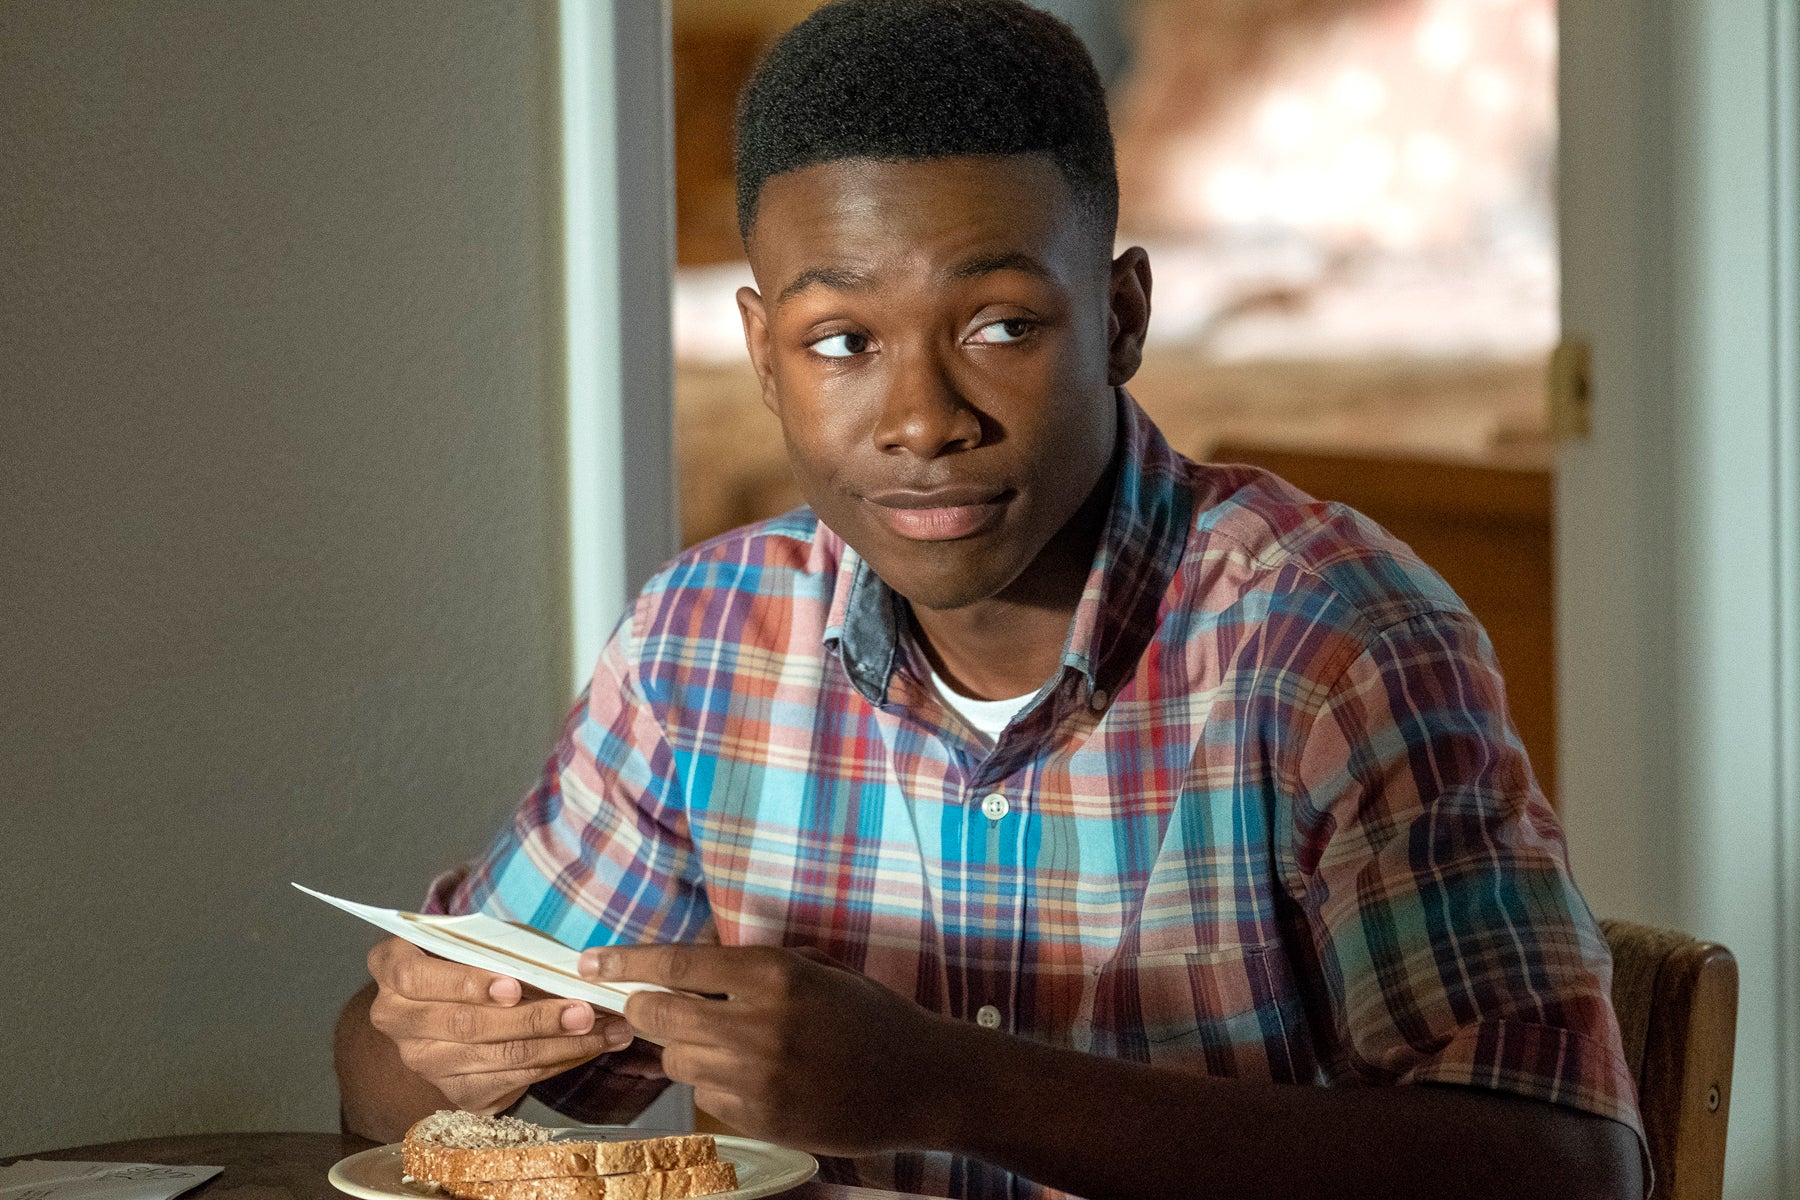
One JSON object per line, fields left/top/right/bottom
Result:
{"left": 402, "top": 1112, "right": 591, "bottom": 1183}
{"left": 439, "top": 1163, "right": 738, "bottom": 1200}
{"left": 401, "top": 1112, "right": 719, "bottom": 1185}
{"left": 582, "top": 1137, "right": 718, "bottom": 1177}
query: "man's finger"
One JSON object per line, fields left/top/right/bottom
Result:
{"left": 621, "top": 989, "right": 738, "bottom": 1049}
{"left": 416, "top": 1029, "right": 623, "bottom": 1080}
{"left": 580, "top": 942, "right": 787, "bottom": 996}
{"left": 655, "top": 1041, "right": 740, "bottom": 1092}
{"left": 389, "top": 994, "right": 630, "bottom": 1047}
{"left": 440, "top": 1067, "right": 561, "bottom": 1111}
{"left": 370, "top": 937, "right": 522, "bottom": 1005}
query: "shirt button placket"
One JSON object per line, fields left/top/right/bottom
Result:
{"left": 971, "top": 789, "right": 1014, "bottom": 1041}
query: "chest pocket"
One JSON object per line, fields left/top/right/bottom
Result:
{"left": 1088, "top": 943, "right": 1307, "bottom": 1082}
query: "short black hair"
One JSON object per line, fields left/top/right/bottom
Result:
{"left": 734, "top": 0, "right": 1118, "bottom": 244}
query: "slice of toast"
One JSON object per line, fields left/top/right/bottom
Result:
{"left": 400, "top": 1112, "right": 720, "bottom": 1186}
{"left": 583, "top": 1137, "right": 719, "bottom": 1177}
{"left": 402, "top": 1112, "right": 590, "bottom": 1183}
{"left": 440, "top": 1163, "right": 739, "bottom": 1200}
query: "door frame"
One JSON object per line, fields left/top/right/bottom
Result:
{"left": 558, "top": 0, "right": 678, "bottom": 692}
{"left": 1556, "top": 1, "right": 1798, "bottom": 1194}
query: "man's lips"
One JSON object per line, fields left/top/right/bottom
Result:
{"left": 862, "top": 485, "right": 1012, "bottom": 542}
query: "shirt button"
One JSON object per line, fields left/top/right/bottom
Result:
{"left": 976, "top": 1004, "right": 1003, "bottom": 1029}
{"left": 1089, "top": 688, "right": 1109, "bottom": 712}
{"left": 980, "top": 792, "right": 1009, "bottom": 821}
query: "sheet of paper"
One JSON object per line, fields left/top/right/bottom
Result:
{"left": 293, "top": 884, "right": 671, "bottom": 1027}
{"left": 0, "top": 1161, "right": 222, "bottom": 1200}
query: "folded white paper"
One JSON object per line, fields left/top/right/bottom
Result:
{"left": 294, "top": 884, "right": 671, "bottom": 1025}
{"left": 0, "top": 1161, "right": 221, "bottom": 1200}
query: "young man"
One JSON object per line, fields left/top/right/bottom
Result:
{"left": 336, "top": 3, "right": 1645, "bottom": 1197}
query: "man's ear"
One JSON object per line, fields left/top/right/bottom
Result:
{"left": 1105, "top": 246, "right": 1153, "bottom": 387}
{"left": 736, "top": 286, "right": 780, "bottom": 414}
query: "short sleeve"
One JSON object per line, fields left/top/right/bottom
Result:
{"left": 429, "top": 611, "right": 714, "bottom": 949}
{"left": 1285, "top": 609, "right": 1643, "bottom": 1143}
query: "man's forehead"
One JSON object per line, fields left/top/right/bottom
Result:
{"left": 745, "top": 154, "right": 1090, "bottom": 294}
{"left": 751, "top": 152, "right": 1071, "bottom": 228}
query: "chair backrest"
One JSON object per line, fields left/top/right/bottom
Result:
{"left": 1600, "top": 918, "right": 1738, "bottom": 1200}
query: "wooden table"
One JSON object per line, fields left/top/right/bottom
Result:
{"left": 3, "top": 1133, "right": 932, "bottom": 1200}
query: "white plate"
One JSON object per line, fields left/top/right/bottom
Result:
{"left": 328, "top": 1133, "right": 818, "bottom": 1200}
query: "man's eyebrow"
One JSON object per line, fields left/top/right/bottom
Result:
{"left": 776, "top": 266, "right": 874, "bottom": 306}
{"left": 773, "top": 253, "right": 1053, "bottom": 305}
{"left": 947, "top": 251, "right": 1055, "bottom": 282}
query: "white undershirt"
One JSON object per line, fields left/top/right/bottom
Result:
{"left": 928, "top": 665, "right": 1039, "bottom": 741}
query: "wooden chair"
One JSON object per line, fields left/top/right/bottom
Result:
{"left": 1600, "top": 919, "right": 1738, "bottom": 1200}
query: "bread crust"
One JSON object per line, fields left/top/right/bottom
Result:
{"left": 401, "top": 1114, "right": 719, "bottom": 1187}
{"left": 587, "top": 1137, "right": 718, "bottom": 1177}
{"left": 439, "top": 1163, "right": 738, "bottom": 1200}
{"left": 402, "top": 1136, "right": 599, "bottom": 1184}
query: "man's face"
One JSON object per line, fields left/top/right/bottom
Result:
{"left": 737, "top": 154, "right": 1147, "bottom": 613}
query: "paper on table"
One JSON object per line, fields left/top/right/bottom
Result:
{"left": 0, "top": 1161, "right": 222, "bottom": 1200}
{"left": 293, "top": 884, "right": 672, "bottom": 1028}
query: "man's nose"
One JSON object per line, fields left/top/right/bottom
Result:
{"left": 873, "top": 346, "right": 982, "bottom": 459}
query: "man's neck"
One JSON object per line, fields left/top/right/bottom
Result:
{"left": 910, "top": 599, "right": 1076, "bottom": 701}
{"left": 907, "top": 460, "right": 1116, "bottom": 702}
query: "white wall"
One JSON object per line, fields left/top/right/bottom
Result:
{"left": 1557, "top": 1, "right": 1798, "bottom": 1196}
{"left": 0, "top": 1, "right": 575, "bottom": 1153}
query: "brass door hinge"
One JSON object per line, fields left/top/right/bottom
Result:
{"left": 1549, "top": 337, "right": 1593, "bottom": 440}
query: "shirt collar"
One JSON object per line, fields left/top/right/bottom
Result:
{"left": 823, "top": 388, "right": 1193, "bottom": 709}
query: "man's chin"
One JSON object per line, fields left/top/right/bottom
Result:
{"left": 823, "top": 513, "right": 1027, "bottom": 611}
{"left": 874, "top": 554, "right": 1022, "bottom": 614}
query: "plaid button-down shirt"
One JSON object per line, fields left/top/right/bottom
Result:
{"left": 432, "top": 392, "right": 1642, "bottom": 1199}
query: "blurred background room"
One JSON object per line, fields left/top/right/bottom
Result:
{"left": 670, "top": 0, "right": 1565, "bottom": 797}
{"left": 2, "top": 3, "right": 1794, "bottom": 1198}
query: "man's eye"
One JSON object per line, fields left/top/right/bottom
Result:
{"left": 969, "top": 318, "right": 1034, "bottom": 345}
{"left": 812, "top": 332, "right": 871, "bottom": 358}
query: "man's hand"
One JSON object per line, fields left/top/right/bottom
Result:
{"left": 580, "top": 943, "right": 961, "bottom": 1157}
{"left": 577, "top": 943, "right": 1642, "bottom": 1200}
{"left": 366, "top": 936, "right": 635, "bottom": 1115}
